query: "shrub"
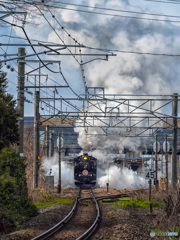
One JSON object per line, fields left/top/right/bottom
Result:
{"left": 0, "top": 147, "right": 38, "bottom": 225}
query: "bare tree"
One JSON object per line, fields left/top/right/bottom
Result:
{"left": 24, "top": 124, "right": 46, "bottom": 193}
{"left": 0, "top": 0, "right": 62, "bottom": 11}
{"left": 0, "top": 0, "right": 67, "bottom": 28}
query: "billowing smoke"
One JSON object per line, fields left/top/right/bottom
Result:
{"left": 97, "top": 166, "right": 148, "bottom": 189}
{"left": 91, "top": 149, "right": 146, "bottom": 189}
{"left": 41, "top": 154, "right": 75, "bottom": 188}
{"left": 41, "top": 154, "right": 149, "bottom": 189}
{"left": 55, "top": 1, "right": 180, "bottom": 96}
{"left": 71, "top": 0, "right": 180, "bottom": 156}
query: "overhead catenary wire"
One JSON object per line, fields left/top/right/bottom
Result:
{"left": 30, "top": 3, "right": 94, "bottom": 100}
{"left": 39, "top": 4, "right": 89, "bottom": 95}
{"left": 5, "top": 17, "right": 14, "bottom": 53}
{"left": 1, "top": 14, "right": 69, "bottom": 74}
{"left": 145, "top": 0, "right": 180, "bottom": 4}
{"left": 35, "top": 4, "right": 81, "bottom": 65}
{"left": 0, "top": 44, "right": 82, "bottom": 113}
{"left": 22, "top": 28, "right": 61, "bottom": 74}
{"left": 57, "top": 1, "right": 180, "bottom": 19}
{"left": 0, "top": 39, "right": 69, "bottom": 100}
{"left": 0, "top": 17, "right": 87, "bottom": 114}
{"left": 46, "top": 6, "right": 88, "bottom": 90}
{"left": 1, "top": 26, "right": 180, "bottom": 57}
{"left": 3, "top": 0, "right": 180, "bottom": 20}
{"left": 83, "top": 47, "right": 180, "bottom": 57}
{"left": 49, "top": 6, "right": 180, "bottom": 24}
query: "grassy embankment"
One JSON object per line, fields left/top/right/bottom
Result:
{"left": 100, "top": 196, "right": 163, "bottom": 209}
{"left": 32, "top": 188, "right": 76, "bottom": 209}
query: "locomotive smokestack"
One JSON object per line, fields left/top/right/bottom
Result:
{"left": 83, "top": 149, "right": 88, "bottom": 155}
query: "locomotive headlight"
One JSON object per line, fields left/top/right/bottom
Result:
{"left": 84, "top": 157, "right": 87, "bottom": 160}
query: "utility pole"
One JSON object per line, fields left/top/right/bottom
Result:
{"left": 50, "top": 131, "right": 54, "bottom": 157}
{"left": 161, "top": 153, "right": 163, "bottom": 175}
{"left": 155, "top": 135, "right": 159, "bottom": 191}
{"left": 33, "top": 91, "right": 40, "bottom": 189}
{"left": 172, "top": 93, "right": 178, "bottom": 190}
{"left": 58, "top": 133, "right": 61, "bottom": 193}
{"left": 17, "top": 48, "right": 25, "bottom": 156}
{"left": 46, "top": 125, "right": 49, "bottom": 157}
{"left": 165, "top": 135, "right": 168, "bottom": 192}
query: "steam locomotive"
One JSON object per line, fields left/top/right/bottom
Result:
{"left": 74, "top": 153, "right": 97, "bottom": 189}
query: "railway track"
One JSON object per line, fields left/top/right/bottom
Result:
{"left": 31, "top": 189, "right": 100, "bottom": 240}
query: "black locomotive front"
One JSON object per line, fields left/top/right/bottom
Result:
{"left": 74, "top": 153, "right": 97, "bottom": 188}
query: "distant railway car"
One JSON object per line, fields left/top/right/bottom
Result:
{"left": 74, "top": 153, "right": 97, "bottom": 189}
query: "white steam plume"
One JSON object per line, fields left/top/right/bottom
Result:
{"left": 41, "top": 154, "right": 75, "bottom": 188}
{"left": 97, "top": 166, "right": 148, "bottom": 189}
{"left": 72, "top": 0, "right": 178, "bottom": 162}
{"left": 21, "top": 0, "right": 180, "bottom": 189}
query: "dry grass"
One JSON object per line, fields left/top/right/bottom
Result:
{"left": 29, "top": 188, "right": 78, "bottom": 202}
{"left": 134, "top": 184, "right": 180, "bottom": 233}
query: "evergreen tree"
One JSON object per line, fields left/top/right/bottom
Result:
{"left": 0, "top": 65, "right": 7, "bottom": 97}
{"left": 0, "top": 64, "right": 19, "bottom": 150}
{"left": 0, "top": 65, "right": 38, "bottom": 225}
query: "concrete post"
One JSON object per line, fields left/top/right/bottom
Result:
{"left": 46, "top": 125, "right": 49, "bottom": 157}
{"left": 58, "top": 133, "right": 61, "bottom": 193}
{"left": 172, "top": 93, "right": 178, "bottom": 190}
{"left": 33, "top": 91, "right": 40, "bottom": 189}
{"left": 17, "top": 48, "right": 25, "bottom": 155}
{"left": 155, "top": 135, "right": 159, "bottom": 191}
{"left": 165, "top": 135, "right": 168, "bottom": 192}
{"left": 50, "top": 132, "right": 54, "bottom": 157}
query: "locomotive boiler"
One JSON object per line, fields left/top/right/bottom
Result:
{"left": 74, "top": 153, "right": 97, "bottom": 189}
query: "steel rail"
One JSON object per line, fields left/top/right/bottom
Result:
{"left": 76, "top": 189, "right": 100, "bottom": 240}
{"left": 31, "top": 189, "right": 81, "bottom": 240}
{"left": 78, "top": 193, "right": 131, "bottom": 203}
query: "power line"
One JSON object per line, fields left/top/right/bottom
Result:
{"left": 46, "top": 6, "right": 88, "bottom": 94}
{"left": 84, "top": 46, "right": 180, "bottom": 57}
{"left": 0, "top": 44, "right": 82, "bottom": 112}
{"left": 2, "top": 1, "right": 180, "bottom": 22}
{"left": 58, "top": 1, "right": 180, "bottom": 19}
{"left": 1, "top": 18, "right": 180, "bottom": 58}
{"left": 54, "top": 6, "right": 180, "bottom": 24}
{"left": 0, "top": 7, "right": 131, "bottom": 130}
{"left": 0, "top": 14, "right": 87, "bottom": 106}
{"left": 22, "top": 28, "right": 62, "bottom": 74}
{"left": 36, "top": 4, "right": 87, "bottom": 97}
{"left": 145, "top": 0, "right": 180, "bottom": 4}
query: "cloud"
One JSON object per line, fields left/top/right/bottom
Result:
{"left": 60, "top": 5, "right": 83, "bottom": 23}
